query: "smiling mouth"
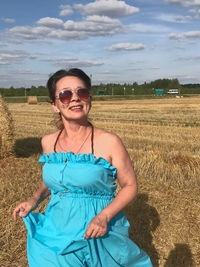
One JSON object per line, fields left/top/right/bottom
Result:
{"left": 69, "top": 105, "right": 83, "bottom": 110}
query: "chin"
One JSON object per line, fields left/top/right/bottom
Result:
{"left": 62, "top": 113, "right": 88, "bottom": 122}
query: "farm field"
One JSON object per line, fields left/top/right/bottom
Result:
{"left": 1, "top": 97, "right": 200, "bottom": 266}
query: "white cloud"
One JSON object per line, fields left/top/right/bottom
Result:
{"left": 174, "top": 45, "right": 186, "bottom": 50}
{"left": 5, "top": 15, "right": 124, "bottom": 41}
{"left": 0, "top": 74, "right": 11, "bottom": 80}
{"left": 74, "top": 0, "right": 139, "bottom": 18}
{"left": 6, "top": 26, "right": 51, "bottom": 40}
{"left": 188, "top": 8, "right": 197, "bottom": 13}
{"left": 105, "top": 43, "right": 145, "bottom": 51}
{"left": 184, "top": 31, "right": 200, "bottom": 37}
{"left": 0, "top": 75, "right": 47, "bottom": 88}
{"left": 11, "top": 69, "right": 39, "bottom": 75}
{"left": 169, "top": 30, "right": 200, "bottom": 39}
{"left": 177, "top": 55, "right": 200, "bottom": 60}
{"left": 7, "top": 39, "right": 23, "bottom": 45}
{"left": 47, "top": 30, "right": 86, "bottom": 40}
{"left": 167, "top": 0, "right": 200, "bottom": 7}
{"left": 2, "top": 18, "right": 15, "bottom": 23}
{"left": 131, "top": 23, "right": 171, "bottom": 33}
{"left": 0, "top": 50, "right": 38, "bottom": 65}
{"left": 126, "top": 68, "right": 144, "bottom": 71}
{"left": 37, "top": 17, "right": 64, "bottom": 28}
{"left": 156, "top": 13, "right": 191, "bottom": 23}
{"left": 59, "top": 5, "right": 73, "bottom": 17}
{"left": 171, "top": 74, "right": 200, "bottom": 83}
{"left": 169, "top": 33, "right": 183, "bottom": 39}
{"left": 156, "top": 14, "right": 176, "bottom": 23}
{"left": 43, "top": 57, "right": 104, "bottom": 68}
{"left": 174, "top": 15, "right": 191, "bottom": 21}
{"left": 188, "top": 8, "right": 200, "bottom": 17}
{"left": 64, "top": 15, "right": 124, "bottom": 35}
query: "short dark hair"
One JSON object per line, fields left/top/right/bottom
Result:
{"left": 46, "top": 68, "right": 91, "bottom": 103}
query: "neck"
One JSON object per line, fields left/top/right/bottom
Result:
{"left": 62, "top": 119, "right": 91, "bottom": 139}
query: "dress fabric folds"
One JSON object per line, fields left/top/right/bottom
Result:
{"left": 23, "top": 152, "right": 152, "bottom": 267}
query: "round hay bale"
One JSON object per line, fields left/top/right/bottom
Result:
{"left": 0, "top": 95, "right": 14, "bottom": 158}
{"left": 28, "top": 96, "right": 38, "bottom": 104}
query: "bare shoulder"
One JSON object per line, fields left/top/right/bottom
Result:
{"left": 94, "top": 127, "right": 134, "bottom": 178}
{"left": 94, "top": 127, "right": 125, "bottom": 157}
{"left": 94, "top": 127, "right": 123, "bottom": 146}
{"left": 41, "top": 130, "right": 60, "bottom": 154}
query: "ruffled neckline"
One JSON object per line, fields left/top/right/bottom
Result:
{"left": 38, "top": 152, "right": 117, "bottom": 175}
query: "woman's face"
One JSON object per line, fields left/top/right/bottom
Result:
{"left": 53, "top": 76, "right": 91, "bottom": 122}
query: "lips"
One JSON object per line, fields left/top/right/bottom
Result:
{"left": 69, "top": 105, "right": 83, "bottom": 110}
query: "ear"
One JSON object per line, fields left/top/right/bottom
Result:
{"left": 51, "top": 101, "right": 60, "bottom": 113}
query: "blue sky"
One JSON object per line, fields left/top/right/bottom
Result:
{"left": 0, "top": 0, "right": 200, "bottom": 88}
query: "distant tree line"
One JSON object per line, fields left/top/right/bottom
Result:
{"left": 182, "top": 83, "right": 200, "bottom": 88}
{"left": 0, "top": 79, "right": 200, "bottom": 97}
{"left": 181, "top": 83, "right": 200, "bottom": 94}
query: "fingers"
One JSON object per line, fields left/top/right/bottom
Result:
{"left": 84, "top": 225, "right": 107, "bottom": 239}
{"left": 90, "top": 229, "right": 104, "bottom": 239}
{"left": 13, "top": 207, "right": 19, "bottom": 221}
{"left": 84, "top": 228, "right": 94, "bottom": 240}
{"left": 19, "top": 209, "right": 27, "bottom": 217}
{"left": 13, "top": 206, "right": 23, "bottom": 221}
{"left": 13, "top": 203, "right": 29, "bottom": 221}
{"left": 84, "top": 214, "right": 108, "bottom": 239}
{"left": 84, "top": 229, "right": 106, "bottom": 239}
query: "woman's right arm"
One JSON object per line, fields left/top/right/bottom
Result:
{"left": 13, "top": 181, "right": 50, "bottom": 221}
{"left": 13, "top": 134, "right": 53, "bottom": 221}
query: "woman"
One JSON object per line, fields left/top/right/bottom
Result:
{"left": 13, "top": 68, "right": 152, "bottom": 266}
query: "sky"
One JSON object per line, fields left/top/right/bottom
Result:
{"left": 0, "top": 0, "right": 200, "bottom": 88}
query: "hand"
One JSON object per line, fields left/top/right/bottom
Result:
{"left": 84, "top": 213, "right": 108, "bottom": 239}
{"left": 13, "top": 198, "right": 37, "bottom": 221}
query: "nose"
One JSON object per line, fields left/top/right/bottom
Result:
{"left": 71, "top": 91, "right": 80, "bottom": 101}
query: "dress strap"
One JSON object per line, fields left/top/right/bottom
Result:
{"left": 54, "top": 128, "right": 63, "bottom": 153}
{"left": 91, "top": 123, "right": 94, "bottom": 154}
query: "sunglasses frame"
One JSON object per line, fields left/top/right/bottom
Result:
{"left": 56, "top": 88, "right": 90, "bottom": 104}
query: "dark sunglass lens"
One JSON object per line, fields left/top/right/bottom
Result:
{"left": 59, "top": 90, "right": 72, "bottom": 103}
{"left": 77, "top": 89, "right": 90, "bottom": 100}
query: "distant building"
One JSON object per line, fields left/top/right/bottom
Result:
{"left": 167, "top": 89, "right": 179, "bottom": 94}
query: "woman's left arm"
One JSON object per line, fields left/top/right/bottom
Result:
{"left": 84, "top": 134, "right": 137, "bottom": 239}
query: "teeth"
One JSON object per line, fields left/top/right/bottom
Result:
{"left": 70, "top": 106, "right": 82, "bottom": 110}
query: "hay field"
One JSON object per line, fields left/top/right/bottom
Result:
{"left": 1, "top": 97, "right": 200, "bottom": 266}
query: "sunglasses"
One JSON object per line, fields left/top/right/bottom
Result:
{"left": 56, "top": 88, "right": 90, "bottom": 104}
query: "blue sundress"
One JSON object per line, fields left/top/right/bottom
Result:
{"left": 23, "top": 152, "right": 152, "bottom": 266}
